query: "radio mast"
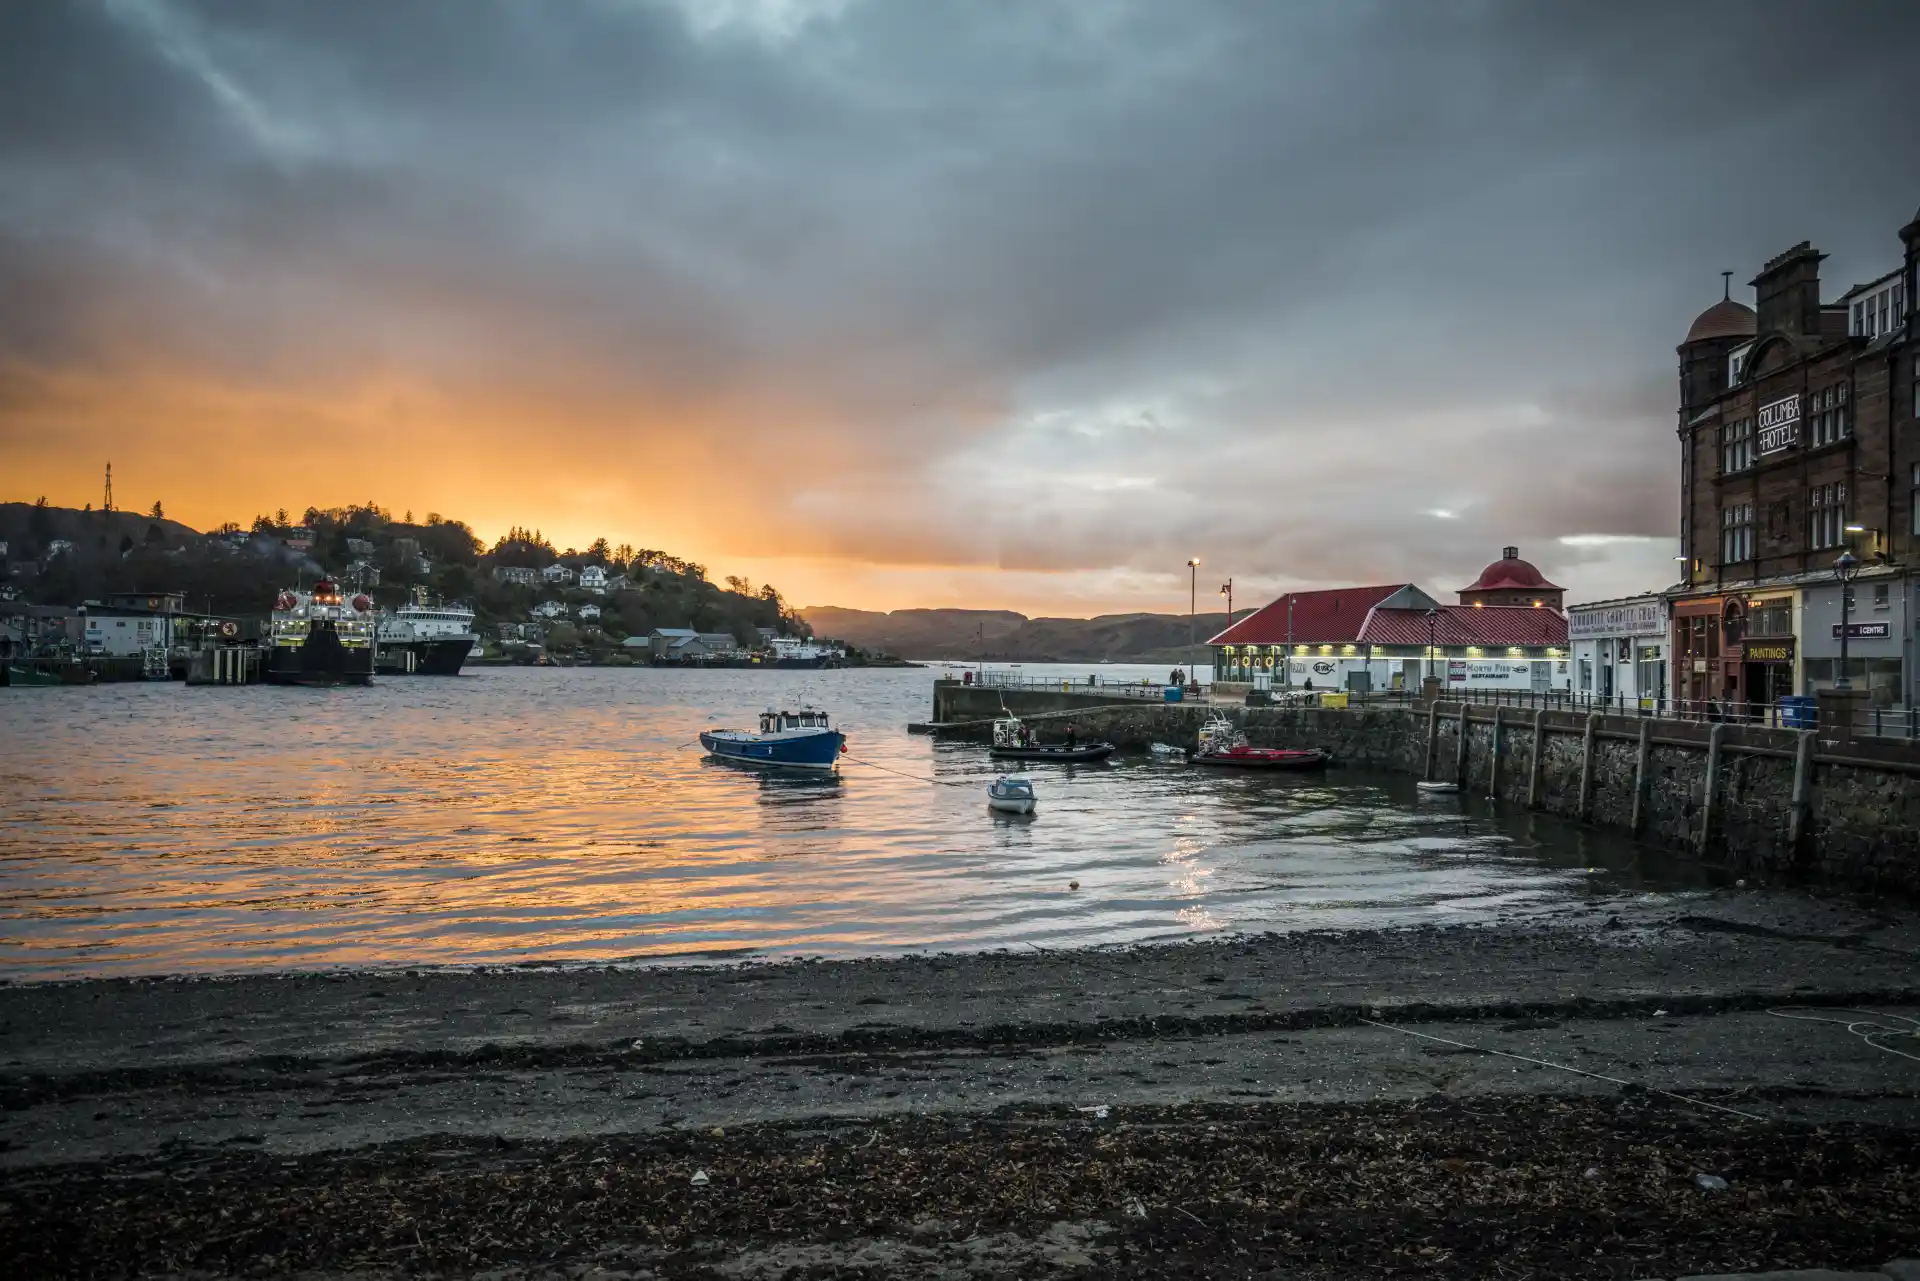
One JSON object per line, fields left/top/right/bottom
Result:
{"left": 103, "top": 461, "right": 114, "bottom": 513}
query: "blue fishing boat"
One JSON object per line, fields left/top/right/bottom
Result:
{"left": 700, "top": 707, "right": 846, "bottom": 770}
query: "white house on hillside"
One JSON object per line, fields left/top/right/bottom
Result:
{"left": 541, "top": 564, "right": 574, "bottom": 585}
{"left": 533, "top": 600, "right": 569, "bottom": 619}
{"left": 579, "top": 565, "right": 608, "bottom": 594}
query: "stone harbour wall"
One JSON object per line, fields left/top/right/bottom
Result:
{"left": 931, "top": 681, "right": 1920, "bottom": 895}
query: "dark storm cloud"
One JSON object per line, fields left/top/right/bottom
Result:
{"left": 2, "top": 0, "right": 1917, "bottom": 605}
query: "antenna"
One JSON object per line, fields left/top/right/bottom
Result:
{"left": 1721, "top": 271, "right": 1732, "bottom": 300}
{"left": 103, "top": 461, "right": 114, "bottom": 513}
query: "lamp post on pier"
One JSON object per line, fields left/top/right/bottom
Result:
{"left": 1186, "top": 558, "right": 1201, "bottom": 686}
{"left": 1833, "top": 550, "right": 1860, "bottom": 690}
{"left": 1425, "top": 608, "right": 1439, "bottom": 685}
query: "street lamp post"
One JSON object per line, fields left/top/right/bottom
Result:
{"left": 1186, "top": 558, "right": 1201, "bottom": 686}
{"left": 1218, "top": 578, "right": 1233, "bottom": 677}
{"left": 1426, "top": 608, "right": 1438, "bottom": 685}
{"left": 1833, "top": 550, "right": 1860, "bottom": 690}
{"left": 1284, "top": 594, "right": 1295, "bottom": 688}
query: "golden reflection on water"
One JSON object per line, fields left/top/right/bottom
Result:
{"left": 0, "top": 668, "right": 1703, "bottom": 978}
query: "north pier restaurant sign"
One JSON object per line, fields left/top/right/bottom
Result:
{"left": 1757, "top": 394, "right": 1801, "bottom": 455}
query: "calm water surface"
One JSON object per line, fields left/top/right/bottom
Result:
{"left": 0, "top": 667, "right": 1709, "bottom": 979}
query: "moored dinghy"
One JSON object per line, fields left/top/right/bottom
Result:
{"left": 987, "top": 715, "right": 1115, "bottom": 763}
{"left": 987, "top": 775, "right": 1036, "bottom": 814}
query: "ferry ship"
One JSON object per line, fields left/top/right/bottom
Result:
{"left": 768, "top": 636, "right": 845, "bottom": 669}
{"left": 376, "top": 592, "right": 480, "bottom": 675}
{"left": 264, "top": 579, "right": 376, "bottom": 686}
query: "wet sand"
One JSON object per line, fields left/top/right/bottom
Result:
{"left": 3, "top": 891, "right": 1919, "bottom": 1278}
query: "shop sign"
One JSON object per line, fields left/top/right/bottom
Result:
{"left": 1831, "top": 621, "right": 1891, "bottom": 639}
{"left": 1757, "top": 394, "right": 1800, "bottom": 454}
{"left": 1744, "top": 639, "right": 1795, "bottom": 663}
{"left": 1567, "top": 598, "right": 1663, "bottom": 641}
{"left": 1446, "top": 660, "right": 1531, "bottom": 683}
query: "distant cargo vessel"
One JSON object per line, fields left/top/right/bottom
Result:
{"left": 264, "top": 580, "right": 375, "bottom": 686}
{"left": 377, "top": 594, "right": 479, "bottom": 675}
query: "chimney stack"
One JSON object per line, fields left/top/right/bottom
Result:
{"left": 1750, "top": 241, "right": 1826, "bottom": 337}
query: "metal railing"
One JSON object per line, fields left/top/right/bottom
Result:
{"left": 1433, "top": 686, "right": 1920, "bottom": 740}
{"left": 943, "top": 670, "right": 1192, "bottom": 701}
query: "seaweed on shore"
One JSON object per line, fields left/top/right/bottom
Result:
{"left": 4, "top": 1094, "right": 1918, "bottom": 1279}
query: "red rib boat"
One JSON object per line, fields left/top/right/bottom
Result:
{"left": 1189, "top": 716, "right": 1329, "bottom": 769}
{"left": 1190, "top": 744, "right": 1329, "bottom": 770}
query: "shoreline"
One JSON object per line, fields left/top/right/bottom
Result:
{"left": 5, "top": 899, "right": 1919, "bottom": 1277}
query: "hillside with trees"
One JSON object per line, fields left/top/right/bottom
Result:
{"left": 0, "top": 499, "right": 807, "bottom": 651}
{"left": 798, "top": 605, "right": 1241, "bottom": 662}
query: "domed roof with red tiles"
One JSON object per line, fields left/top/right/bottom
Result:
{"left": 1682, "top": 297, "right": 1757, "bottom": 345}
{"left": 1462, "top": 547, "right": 1561, "bottom": 593}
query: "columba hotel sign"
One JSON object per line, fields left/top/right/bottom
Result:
{"left": 1756, "top": 393, "right": 1800, "bottom": 454}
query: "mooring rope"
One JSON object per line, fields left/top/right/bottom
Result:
{"left": 1765, "top": 1007, "right": 1920, "bottom": 1065}
{"left": 841, "top": 753, "right": 970, "bottom": 788}
{"left": 1358, "top": 1018, "right": 1769, "bottom": 1122}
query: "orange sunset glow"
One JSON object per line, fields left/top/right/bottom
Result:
{"left": 3, "top": 1, "right": 1915, "bottom": 615}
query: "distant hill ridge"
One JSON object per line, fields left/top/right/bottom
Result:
{"left": 798, "top": 604, "right": 1242, "bottom": 663}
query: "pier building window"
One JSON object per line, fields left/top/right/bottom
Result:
{"left": 1810, "top": 483, "right": 1848, "bottom": 549}
{"left": 1720, "top": 417, "right": 1754, "bottom": 473}
{"left": 1810, "top": 383, "right": 1849, "bottom": 446}
{"left": 1719, "top": 503, "right": 1754, "bottom": 565}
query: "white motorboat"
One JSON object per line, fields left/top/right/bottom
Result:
{"left": 987, "top": 775, "right": 1036, "bottom": 814}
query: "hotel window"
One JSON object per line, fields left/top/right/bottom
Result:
{"left": 1810, "top": 482, "right": 1848, "bottom": 549}
{"left": 1853, "top": 301, "right": 1865, "bottom": 334}
{"left": 1810, "top": 383, "right": 1849, "bottom": 445}
{"left": 1911, "top": 464, "right": 1920, "bottom": 537}
{"left": 1720, "top": 503, "right": 1754, "bottom": 564}
{"left": 1720, "top": 417, "right": 1754, "bottom": 473}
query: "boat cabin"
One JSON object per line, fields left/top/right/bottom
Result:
{"left": 759, "top": 709, "right": 831, "bottom": 733}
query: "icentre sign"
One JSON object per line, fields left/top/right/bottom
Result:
{"left": 1757, "top": 394, "right": 1800, "bottom": 455}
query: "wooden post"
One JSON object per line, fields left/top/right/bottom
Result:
{"left": 1697, "top": 722, "right": 1725, "bottom": 854}
{"left": 1488, "top": 705, "right": 1504, "bottom": 798}
{"left": 1629, "top": 719, "right": 1652, "bottom": 836}
{"left": 1787, "top": 729, "right": 1815, "bottom": 851}
{"left": 1576, "top": 712, "right": 1599, "bottom": 821}
{"left": 1424, "top": 701, "right": 1440, "bottom": 781}
{"left": 1454, "top": 701, "right": 1471, "bottom": 786}
{"left": 1527, "top": 709, "right": 1545, "bottom": 810}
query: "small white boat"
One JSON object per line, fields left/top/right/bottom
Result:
{"left": 987, "top": 775, "right": 1036, "bottom": 814}
{"left": 1416, "top": 779, "right": 1461, "bottom": 794}
{"left": 1148, "top": 742, "right": 1185, "bottom": 758}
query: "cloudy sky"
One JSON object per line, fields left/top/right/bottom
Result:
{"left": 2, "top": 0, "right": 1916, "bottom": 615}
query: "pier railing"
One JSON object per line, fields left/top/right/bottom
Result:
{"left": 1425, "top": 686, "right": 1920, "bottom": 741}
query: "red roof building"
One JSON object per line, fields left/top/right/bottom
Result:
{"left": 1206, "top": 584, "right": 1431, "bottom": 647}
{"left": 1457, "top": 546, "right": 1565, "bottom": 609}
{"left": 1208, "top": 554, "right": 1570, "bottom": 692}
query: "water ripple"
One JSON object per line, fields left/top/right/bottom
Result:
{"left": 0, "top": 667, "right": 1709, "bottom": 979}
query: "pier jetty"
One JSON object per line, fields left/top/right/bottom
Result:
{"left": 929, "top": 679, "right": 1920, "bottom": 895}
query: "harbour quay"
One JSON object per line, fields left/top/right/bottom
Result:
{"left": 929, "top": 679, "right": 1920, "bottom": 896}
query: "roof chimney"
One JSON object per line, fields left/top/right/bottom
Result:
{"left": 1750, "top": 241, "right": 1826, "bottom": 337}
